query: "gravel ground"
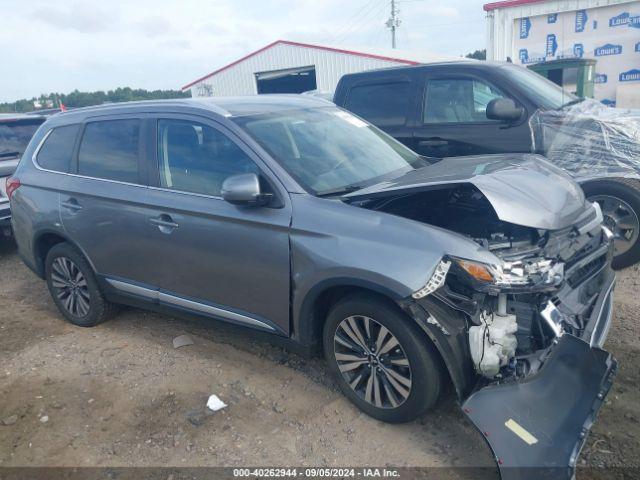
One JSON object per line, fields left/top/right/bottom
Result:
{"left": 0, "top": 237, "right": 638, "bottom": 479}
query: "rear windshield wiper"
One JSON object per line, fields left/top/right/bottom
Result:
{"left": 316, "top": 184, "right": 365, "bottom": 197}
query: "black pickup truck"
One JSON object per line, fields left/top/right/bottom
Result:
{"left": 334, "top": 61, "right": 640, "bottom": 269}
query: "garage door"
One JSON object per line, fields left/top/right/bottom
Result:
{"left": 255, "top": 66, "right": 317, "bottom": 94}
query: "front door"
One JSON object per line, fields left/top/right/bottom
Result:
{"left": 142, "top": 116, "right": 292, "bottom": 334}
{"left": 412, "top": 75, "right": 531, "bottom": 158}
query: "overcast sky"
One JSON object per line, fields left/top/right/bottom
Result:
{"left": 1, "top": 0, "right": 488, "bottom": 102}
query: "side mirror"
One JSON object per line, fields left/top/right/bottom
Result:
{"left": 221, "top": 173, "right": 270, "bottom": 207}
{"left": 486, "top": 98, "right": 524, "bottom": 122}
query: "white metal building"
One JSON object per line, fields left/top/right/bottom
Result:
{"left": 181, "top": 40, "right": 458, "bottom": 97}
{"left": 485, "top": 0, "right": 640, "bottom": 106}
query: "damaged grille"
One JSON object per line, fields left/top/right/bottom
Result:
{"left": 567, "top": 254, "right": 607, "bottom": 287}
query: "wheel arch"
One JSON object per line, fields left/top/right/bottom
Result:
{"left": 294, "top": 277, "right": 404, "bottom": 352}
{"left": 32, "top": 229, "right": 96, "bottom": 279}
{"left": 295, "top": 278, "right": 467, "bottom": 399}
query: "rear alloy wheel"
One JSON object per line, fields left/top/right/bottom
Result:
{"left": 50, "top": 257, "right": 91, "bottom": 317}
{"left": 323, "top": 294, "right": 442, "bottom": 423}
{"left": 45, "top": 243, "right": 117, "bottom": 327}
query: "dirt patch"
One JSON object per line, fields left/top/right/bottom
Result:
{"left": 0, "top": 238, "right": 638, "bottom": 478}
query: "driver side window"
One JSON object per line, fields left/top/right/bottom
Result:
{"left": 157, "top": 119, "right": 259, "bottom": 197}
{"left": 423, "top": 78, "right": 504, "bottom": 124}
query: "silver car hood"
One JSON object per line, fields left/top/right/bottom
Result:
{"left": 345, "top": 154, "right": 589, "bottom": 231}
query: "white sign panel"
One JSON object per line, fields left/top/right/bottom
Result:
{"left": 513, "top": 2, "right": 640, "bottom": 106}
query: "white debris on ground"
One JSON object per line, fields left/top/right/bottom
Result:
{"left": 172, "top": 335, "right": 194, "bottom": 349}
{"left": 206, "top": 395, "right": 227, "bottom": 412}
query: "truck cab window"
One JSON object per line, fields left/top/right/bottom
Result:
{"left": 424, "top": 78, "right": 504, "bottom": 123}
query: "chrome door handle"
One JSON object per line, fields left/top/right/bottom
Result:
{"left": 149, "top": 214, "right": 178, "bottom": 232}
{"left": 418, "top": 139, "right": 449, "bottom": 147}
{"left": 61, "top": 199, "right": 82, "bottom": 211}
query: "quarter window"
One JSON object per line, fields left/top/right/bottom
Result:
{"left": 157, "top": 119, "right": 259, "bottom": 197}
{"left": 344, "top": 82, "right": 411, "bottom": 127}
{"left": 37, "top": 124, "right": 80, "bottom": 172}
{"left": 423, "top": 78, "right": 505, "bottom": 123}
{"left": 78, "top": 119, "right": 140, "bottom": 183}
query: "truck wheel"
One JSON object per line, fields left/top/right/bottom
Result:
{"left": 583, "top": 178, "right": 640, "bottom": 269}
{"left": 45, "top": 243, "right": 117, "bottom": 327}
{"left": 323, "top": 293, "right": 442, "bottom": 423}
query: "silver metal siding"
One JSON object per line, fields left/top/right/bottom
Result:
{"left": 188, "top": 43, "right": 411, "bottom": 97}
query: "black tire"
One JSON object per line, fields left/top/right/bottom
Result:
{"left": 45, "top": 243, "right": 117, "bottom": 327}
{"left": 582, "top": 178, "right": 640, "bottom": 270}
{"left": 323, "top": 293, "right": 442, "bottom": 423}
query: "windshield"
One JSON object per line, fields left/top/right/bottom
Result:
{"left": 500, "top": 65, "right": 579, "bottom": 110}
{"left": 0, "top": 120, "right": 43, "bottom": 157}
{"left": 234, "top": 107, "right": 424, "bottom": 196}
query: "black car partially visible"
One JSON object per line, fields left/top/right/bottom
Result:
{"left": 334, "top": 62, "right": 640, "bottom": 269}
{"left": 0, "top": 113, "right": 46, "bottom": 236}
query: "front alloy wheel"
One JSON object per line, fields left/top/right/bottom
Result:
{"left": 323, "top": 294, "right": 442, "bottom": 423}
{"left": 334, "top": 315, "right": 412, "bottom": 408}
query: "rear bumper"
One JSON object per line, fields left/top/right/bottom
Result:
{"left": 462, "top": 272, "right": 617, "bottom": 480}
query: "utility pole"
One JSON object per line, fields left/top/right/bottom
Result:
{"left": 386, "top": 0, "right": 400, "bottom": 49}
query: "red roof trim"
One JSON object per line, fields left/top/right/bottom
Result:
{"left": 484, "top": 0, "right": 547, "bottom": 11}
{"left": 181, "top": 39, "right": 420, "bottom": 90}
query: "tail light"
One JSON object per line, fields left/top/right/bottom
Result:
{"left": 5, "top": 176, "right": 20, "bottom": 201}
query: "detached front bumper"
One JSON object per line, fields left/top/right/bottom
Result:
{"left": 462, "top": 270, "right": 617, "bottom": 480}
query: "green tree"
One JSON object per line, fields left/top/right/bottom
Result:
{"left": 0, "top": 87, "right": 191, "bottom": 113}
{"left": 465, "top": 49, "right": 487, "bottom": 60}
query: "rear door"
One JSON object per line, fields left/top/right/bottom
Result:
{"left": 340, "top": 74, "right": 418, "bottom": 149}
{"left": 142, "top": 115, "right": 292, "bottom": 335}
{"left": 59, "top": 115, "right": 157, "bottom": 286}
{"left": 412, "top": 72, "right": 531, "bottom": 157}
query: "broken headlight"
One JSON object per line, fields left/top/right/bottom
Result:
{"left": 450, "top": 256, "right": 565, "bottom": 292}
{"left": 412, "top": 259, "right": 451, "bottom": 299}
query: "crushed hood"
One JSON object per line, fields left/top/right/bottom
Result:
{"left": 345, "top": 154, "right": 589, "bottom": 231}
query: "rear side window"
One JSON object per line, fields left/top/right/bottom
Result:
{"left": 36, "top": 125, "right": 80, "bottom": 172}
{"left": 78, "top": 119, "right": 140, "bottom": 183}
{"left": 344, "top": 82, "right": 411, "bottom": 127}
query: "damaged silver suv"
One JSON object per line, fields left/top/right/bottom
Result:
{"left": 9, "top": 96, "right": 616, "bottom": 478}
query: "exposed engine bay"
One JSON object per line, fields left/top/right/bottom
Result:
{"left": 352, "top": 182, "right": 611, "bottom": 381}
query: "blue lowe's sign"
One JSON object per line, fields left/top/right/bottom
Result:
{"left": 609, "top": 12, "right": 640, "bottom": 28}
{"left": 519, "top": 17, "right": 531, "bottom": 38}
{"left": 594, "top": 43, "right": 623, "bottom": 56}
{"left": 575, "top": 10, "right": 588, "bottom": 32}
{"left": 636, "top": 42, "right": 640, "bottom": 52}
{"left": 595, "top": 73, "right": 608, "bottom": 84}
{"left": 620, "top": 69, "right": 640, "bottom": 82}
{"left": 610, "top": 12, "right": 630, "bottom": 26}
{"left": 546, "top": 34, "right": 558, "bottom": 57}
{"left": 573, "top": 43, "right": 584, "bottom": 58}
{"left": 518, "top": 49, "right": 545, "bottom": 64}
{"left": 548, "top": 13, "right": 557, "bottom": 23}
